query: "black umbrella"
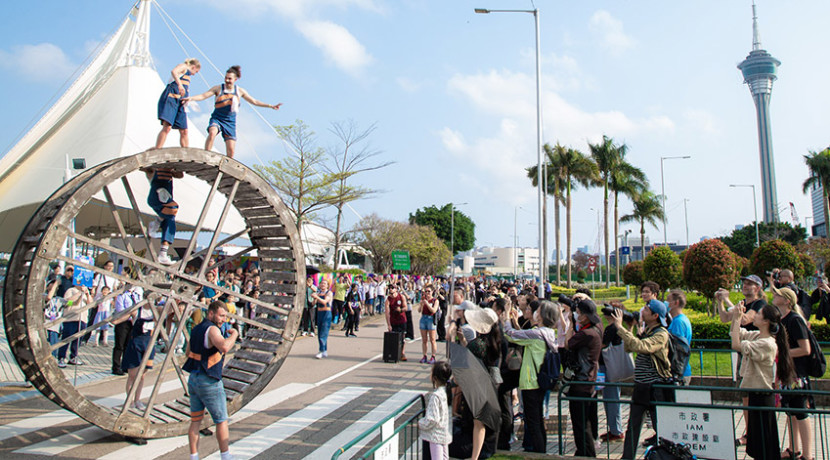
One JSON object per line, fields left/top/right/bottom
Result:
{"left": 448, "top": 342, "right": 501, "bottom": 431}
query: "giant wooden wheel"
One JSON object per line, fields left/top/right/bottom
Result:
{"left": 3, "top": 148, "right": 305, "bottom": 438}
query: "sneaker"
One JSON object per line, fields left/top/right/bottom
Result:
{"left": 68, "top": 357, "right": 84, "bottom": 366}
{"left": 301, "top": 331, "right": 308, "bottom": 336}
{"left": 642, "top": 435, "right": 657, "bottom": 447}
{"left": 420, "top": 356, "right": 428, "bottom": 364}
{"left": 148, "top": 219, "right": 161, "bottom": 234}
{"left": 322, "top": 351, "right": 328, "bottom": 358}
{"left": 400, "top": 354, "right": 407, "bottom": 362}
{"left": 58, "top": 358, "right": 67, "bottom": 368}
{"left": 349, "top": 333, "right": 357, "bottom": 337}
{"left": 600, "top": 432, "right": 625, "bottom": 443}
{"left": 315, "top": 352, "right": 323, "bottom": 359}
{"left": 133, "top": 401, "right": 147, "bottom": 411}
{"left": 157, "top": 253, "right": 175, "bottom": 265}
{"left": 428, "top": 356, "right": 436, "bottom": 364}
{"left": 309, "top": 332, "right": 315, "bottom": 337}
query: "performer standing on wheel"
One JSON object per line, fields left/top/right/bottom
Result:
{"left": 143, "top": 167, "right": 184, "bottom": 265}
{"left": 155, "top": 59, "right": 201, "bottom": 149}
{"left": 184, "top": 65, "right": 281, "bottom": 158}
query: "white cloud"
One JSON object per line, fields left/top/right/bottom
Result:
{"left": 683, "top": 109, "right": 720, "bottom": 136}
{"left": 297, "top": 20, "right": 374, "bottom": 76}
{"left": 589, "top": 10, "right": 636, "bottom": 56}
{"left": 444, "top": 68, "right": 675, "bottom": 204}
{"left": 396, "top": 76, "right": 422, "bottom": 92}
{"left": 0, "top": 43, "right": 76, "bottom": 82}
{"left": 198, "top": 0, "right": 377, "bottom": 77}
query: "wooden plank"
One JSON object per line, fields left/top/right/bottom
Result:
{"left": 233, "top": 349, "right": 273, "bottom": 364}
{"left": 164, "top": 401, "right": 192, "bottom": 417}
{"left": 258, "top": 317, "right": 287, "bottom": 329}
{"left": 249, "top": 226, "right": 289, "bottom": 238}
{"left": 258, "top": 294, "right": 295, "bottom": 306}
{"left": 244, "top": 328, "right": 283, "bottom": 342}
{"left": 239, "top": 207, "right": 278, "bottom": 218}
{"left": 259, "top": 282, "right": 297, "bottom": 294}
{"left": 233, "top": 197, "right": 270, "bottom": 208}
{"left": 225, "top": 358, "right": 266, "bottom": 374}
{"left": 222, "top": 368, "right": 258, "bottom": 384}
{"left": 259, "top": 271, "right": 296, "bottom": 282}
{"left": 154, "top": 404, "right": 189, "bottom": 422}
{"left": 259, "top": 262, "right": 296, "bottom": 272}
{"left": 255, "top": 248, "right": 295, "bottom": 259}
{"left": 239, "top": 339, "right": 281, "bottom": 353}
{"left": 221, "top": 378, "right": 248, "bottom": 394}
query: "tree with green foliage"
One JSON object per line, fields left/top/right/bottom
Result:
{"left": 621, "top": 190, "right": 665, "bottom": 260}
{"left": 643, "top": 246, "right": 682, "bottom": 298}
{"left": 800, "top": 252, "right": 817, "bottom": 278}
{"left": 622, "top": 260, "right": 645, "bottom": 301}
{"left": 589, "top": 135, "right": 618, "bottom": 288}
{"left": 719, "top": 221, "right": 807, "bottom": 259}
{"left": 559, "top": 145, "right": 598, "bottom": 287}
{"left": 803, "top": 147, "right": 830, "bottom": 237}
{"left": 326, "top": 120, "right": 393, "bottom": 270}
{"left": 683, "top": 239, "right": 741, "bottom": 315}
{"left": 527, "top": 143, "right": 567, "bottom": 285}
{"left": 749, "top": 239, "right": 805, "bottom": 281}
{"left": 254, "top": 120, "right": 341, "bottom": 234}
{"left": 409, "top": 204, "right": 475, "bottom": 255}
{"left": 799, "top": 237, "right": 830, "bottom": 276}
{"left": 354, "top": 214, "right": 451, "bottom": 274}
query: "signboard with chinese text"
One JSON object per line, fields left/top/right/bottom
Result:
{"left": 656, "top": 405, "right": 736, "bottom": 460}
{"left": 376, "top": 419, "right": 399, "bottom": 460}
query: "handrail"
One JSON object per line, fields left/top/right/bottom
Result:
{"left": 331, "top": 393, "right": 426, "bottom": 460}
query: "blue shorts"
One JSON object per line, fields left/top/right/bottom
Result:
{"left": 158, "top": 86, "right": 187, "bottom": 130}
{"left": 188, "top": 372, "right": 228, "bottom": 424}
{"left": 419, "top": 315, "right": 436, "bottom": 331}
{"left": 122, "top": 334, "right": 155, "bottom": 370}
{"left": 208, "top": 114, "right": 237, "bottom": 140}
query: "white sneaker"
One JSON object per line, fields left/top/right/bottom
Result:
{"left": 322, "top": 351, "right": 328, "bottom": 358}
{"left": 148, "top": 219, "right": 161, "bottom": 234}
{"left": 157, "top": 253, "right": 175, "bottom": 265}
{"left": 315, "top": 352, "right": 323, "bottom": 359}
{"left": 309, "top": 332, "right": 315, "bottom": 337}
{"left": 301, "top": 332, "right": 308, "bottom": 336}
{"left": 133, "top": 401, "right": 146, "bottom": 410}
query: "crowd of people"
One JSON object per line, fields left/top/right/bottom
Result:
{"left": 42, "top": 260, "right": 827, "bottom": 459}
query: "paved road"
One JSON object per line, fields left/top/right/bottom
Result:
{"left": 0, "top": 313, "right": 438, "bottom": 459}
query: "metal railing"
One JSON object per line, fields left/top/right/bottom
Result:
{"left": 331, "top": 394, "right": 426, "bottom": 460}
{"left": 557, "top": 381, "right": 830, "bottom": 460}
{"left": 688, "top": 339, "right": 830, "bottom": 379}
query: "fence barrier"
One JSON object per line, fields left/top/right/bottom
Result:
{"left": 331, "top": 394, "right": 425, "bottom": 460}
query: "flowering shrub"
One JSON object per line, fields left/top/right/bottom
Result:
{"left": 749, "top": 239, "right": 804, "bottom": 280}
{"left": 643, "top": 246, "right": 682, "bottom": 296}
{"left": 683, "top": 239, "right": 741, "bottom": 301}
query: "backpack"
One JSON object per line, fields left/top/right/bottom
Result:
{"left": 660, "top": 326, "right": 691, "bottom": 384}
{"left": 537, "top": 345, "right": 560, "bottom": 391}
{"left": 644, "top": 438, "right": 697, "bottom": 460}
{"left": 796, "top": 315, "right": 827, "bottom": 378}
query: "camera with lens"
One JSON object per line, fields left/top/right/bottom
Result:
{"left": 558, "top": 293, "right": 575, "bottom": 308}
{"left": 600, "top": 304, "right": 639, "bottom": 323}
{"left": 765, "top": 269, "right": 780, "bottom": 281}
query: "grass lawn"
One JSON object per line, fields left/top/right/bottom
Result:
{"left": 689, "top": 347, "right": 830, "bottom": 379}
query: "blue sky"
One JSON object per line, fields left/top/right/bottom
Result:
{"left": 2, "top": 0, "right": 829, "bottom": 259}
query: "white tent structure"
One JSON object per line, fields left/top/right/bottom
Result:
{"left": 0, "top": 0, "right": 246, "bottom": 253}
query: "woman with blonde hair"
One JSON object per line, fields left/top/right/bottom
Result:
{"left": 155, "top": 58, "right": 200, "bottom": 149}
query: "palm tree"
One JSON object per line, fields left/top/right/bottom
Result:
{"left": 621, "top": 191, "right": 665, "bottom": 260}
{"left": 803, "top": 148, "right": 830, "bottom": 237}
{"left": 558, "top": 146, "right": 598, "bottom": 287}
{"left": 589, "top": 135, "right": 618, "bottom": 288}
{"left": 527, "top": 145, "right": 566, "bottom": 285}
{"left": 608, "top": 144, "right": 647, "bottom": 286}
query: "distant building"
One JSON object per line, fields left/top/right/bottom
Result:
{"left": 455, "top": 246, "right": 540, "bottom": 276}
{"left": 810, "top": 184, "right": 827, "bottom": 237}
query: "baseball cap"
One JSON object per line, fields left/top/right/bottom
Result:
{"left": 771, "top": 286, "right": 797, "bottom": 307}
{"left": 741, "top": 275, "right": 763, "bottom": 287}
{"left": 646, "top": 299, "right": 668, "bottom": 327}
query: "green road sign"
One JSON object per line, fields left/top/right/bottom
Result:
{"left": 391, "top": 250, "right": 411, "bottom": 271}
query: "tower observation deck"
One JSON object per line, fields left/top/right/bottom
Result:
{"left": 737, "top": 2, "right": 781, "bottom": 223}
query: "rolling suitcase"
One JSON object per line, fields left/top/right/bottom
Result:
{"left": 383, "top": 331, "right": 404, "bottom": 363}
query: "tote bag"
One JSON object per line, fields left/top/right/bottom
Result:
{"left": 601, "top": 342, "right": 635, "bottom": 382}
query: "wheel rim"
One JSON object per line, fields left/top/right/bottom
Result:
{"left": 3, "top": 148, "right": 305, "bottom": 438}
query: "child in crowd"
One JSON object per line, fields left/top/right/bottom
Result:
{"left": 91, "top": 285, "right": 113, "bottom": 346}
{"left": 419, "top": 360, "right": 452, "bottom": 460}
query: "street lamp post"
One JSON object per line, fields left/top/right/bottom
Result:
{"left": 514, "top": 206, "right": 524, "bottom": 279}
{"left": 660, "top": 155, "right": 691, "bottom": 245}
{"left": 729, "top": 184, "right": 760, "bottom": 247}
{"left": 683, "top": 198, "right": 690, "bottom": 247}
{"left": 475, "top": 7, "right": 544, "bottom": 299}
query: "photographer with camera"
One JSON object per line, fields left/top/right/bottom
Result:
{"left": 564, "top": 298, "right": 602, "bottom": 457}
{"left": 610, "top": 298, "right": 671, "bottom": 460}
{"left": 599, "top": 302, "right": 626, "bottom": 444}
{"left": 811, "top": 275, "right": 830, "bottom": 322}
